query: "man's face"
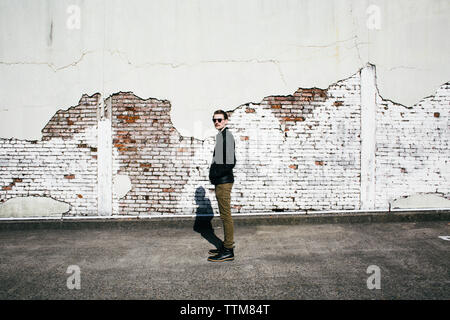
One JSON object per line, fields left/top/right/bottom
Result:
{"left": 212, "top": 114, "right": 228, "bottom": 130}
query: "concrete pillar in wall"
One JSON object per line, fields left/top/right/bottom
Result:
{"left": 360, "top": 63, "right": 377, "bottom": 210}
{"left": 97, "top": 96, "right": 112, "bottom": 216}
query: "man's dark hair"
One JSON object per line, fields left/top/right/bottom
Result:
{"left": 213, "top": 109, "right": 228, "bottom": 120}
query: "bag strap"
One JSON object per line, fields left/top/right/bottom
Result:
{"left": 222, "top": 127, "right": 227, "bottom": 165}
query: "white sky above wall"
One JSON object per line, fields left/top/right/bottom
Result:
{"left": 0, "top": 0, "right": 449, "bottom": 140}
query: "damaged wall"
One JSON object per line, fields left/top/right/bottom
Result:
{"left": 0, "top": 65, "right": 448, "bottom": 217}
{"left": 1, "top": 0, "right": 449, "bottom": 142}
{"left": 1, "top": 0, "right": 449, "bottom": 218}
{"left": 375, "top": 81, "right": 450, "bottom": 208}
{"left": 0, "top": 94, "right": 100, "bottom": 216}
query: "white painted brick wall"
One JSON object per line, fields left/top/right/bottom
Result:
{"left": 375, "top": 82, "right": 450, "bottom": 209}
{"left": 0, "top": 66, "right": 448, "bottom": 217}
{"left": 0, "top": 127, "right": 98, "bottom": 215}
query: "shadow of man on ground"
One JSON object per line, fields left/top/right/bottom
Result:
{"left": 193, "top": 186, "right": 223, "bottom": 250}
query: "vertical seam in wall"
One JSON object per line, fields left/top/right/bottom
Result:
{"left": 97, "top": 95, "right": 113, "bottom": 215}
{"left": 360, "top": 64, "right": 377, "bottom": 210}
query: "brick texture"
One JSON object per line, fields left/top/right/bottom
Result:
{"left": 110, "top": 92, "right": 203, "bottom": 215}
{"left": 375, "top": 82, "right": 450, "bottom": 209}
{"left": 0, "top": 94, "right": 100, "bottom": 215}
{"left": 0, "top": 67, "right": 448, "bottom": 216}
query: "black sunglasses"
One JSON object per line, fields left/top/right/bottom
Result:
{"left": 212, "top": 118, "right": 224, "bottom": 123}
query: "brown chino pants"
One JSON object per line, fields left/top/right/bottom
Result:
{"left": 214, "top": 182, "right": 234, "bottom": 249}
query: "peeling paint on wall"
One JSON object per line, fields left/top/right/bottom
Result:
{"left": 391, "top": 193, "right": 450, "bottom": 209}
{"left": 2, "top": 0, "right": 449, "bottom": 143}
{"left": 113, "top": 175, "right": 132, "bottom": 200}
{"left": 0, "top": 65, "right": 448, "bottom": 217}
{"left": 0, "top": 196, "right": 70, "bottom": 218}
{"left": 0, "top": 94, "right": 100, "bottom": 216}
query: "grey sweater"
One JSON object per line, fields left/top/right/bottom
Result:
{"left": 209, "top": 127, "right": 236, "bottom": 185}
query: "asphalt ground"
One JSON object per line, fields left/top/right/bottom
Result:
{"left": 0, "top": 213, "right": 449, "bottom": 300}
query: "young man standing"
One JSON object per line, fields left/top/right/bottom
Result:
{"left": 208, "top": 110, "right": 236, "bottom": 262}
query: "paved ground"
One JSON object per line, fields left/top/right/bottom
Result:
{"left": 0, "top": 218, "right": 449, "bottom": 299}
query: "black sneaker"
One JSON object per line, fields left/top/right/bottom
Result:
{"left": 208, "top": 247, "right": 222, "bottom": 255}
{"left": 207, "top": 247, "right": 234, "bottom": 262}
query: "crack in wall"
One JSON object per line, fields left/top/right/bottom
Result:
{"left": 0, "top": 50, "right": 95, "bottom": 72}
{"left": 0, "top": 32, "right": 368, "bottom": 75}
{"left": 349, "top": 4, "right": 365, "bottom": 67}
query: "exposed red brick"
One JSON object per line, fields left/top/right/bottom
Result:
{"left": 140, "top": 163, "right": 152, "bottom": 167}
{"left": 260, "top": 87, "right": 326, "bottom": 132}
{"left": 117, "top": 115, "right": 140, "bottom": 121}
{"left": 3, "top": 71, "right": 446, "bottom": 217}
{"left": 41, "top": 93, "right": 100, "bottom": 141}
{"left": 283, "top": 117, "right": 305, "bottom": 122}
